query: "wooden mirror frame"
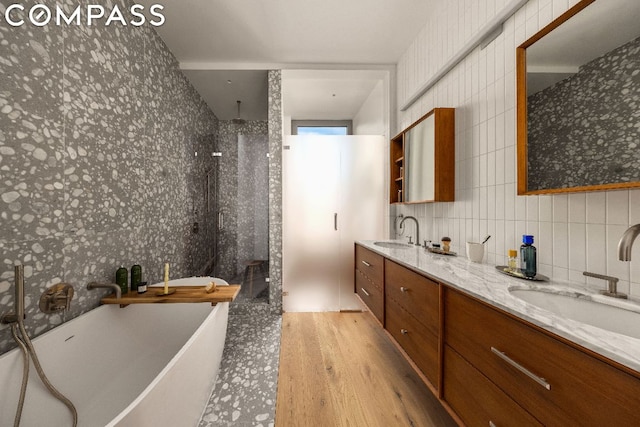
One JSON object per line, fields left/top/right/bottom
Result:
{"left": 516, "top": 0, "right": 640, "bottom": 195}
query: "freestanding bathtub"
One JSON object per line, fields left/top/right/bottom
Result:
{"left": 0, "top": 277, "right": 229, "bottom": 427}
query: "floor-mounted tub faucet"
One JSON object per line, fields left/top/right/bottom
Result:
{"left": 618, "top": 223, "right": 640, "bottom": 261}
{"left": 399, "top": 215, "right": 420, "bottom": 246}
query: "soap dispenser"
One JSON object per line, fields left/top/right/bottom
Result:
{"left": 520, "top": 235, "right": 537, "bottom": 278}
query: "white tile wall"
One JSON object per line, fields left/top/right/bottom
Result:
{"left": 393, "top": 0, "right": 640, "bottom": 295}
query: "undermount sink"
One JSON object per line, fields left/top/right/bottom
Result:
{"left": 373, "top": 241, "right": 413, "bottom": 249}
{"left": 510, "top": 288, "right": 640, "bottom": 340}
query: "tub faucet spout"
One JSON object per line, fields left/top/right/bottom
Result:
{"left": 87, "top": 282, "right": 121, "bottom": 299}
{"left": 618, "top": 223, "right": 640, "bottom": 261}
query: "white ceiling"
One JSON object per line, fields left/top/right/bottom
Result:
{"left": 141, "top": 0, "right": 434, "bottom": 120}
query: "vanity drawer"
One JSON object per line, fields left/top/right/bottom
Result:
{"left": 355, "top": 245, "right": 384, "bottom": 286}
{"left": 443, "top": 345, "right": 542, "bottom": 427}
{"left": 356, "top": 269, "right": 383, "bottom": 323}
{"left": 386, "top": 297, "right": 439, "bottom": 387}
{"left": 385, "top": 260, "right": 439, "bottom": 337}
{"left": 444, "top": 288, "right": 640, "bottom": 426}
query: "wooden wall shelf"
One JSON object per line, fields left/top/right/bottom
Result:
{"left": 101, "top": 285, "right": 241, "bottom": 306}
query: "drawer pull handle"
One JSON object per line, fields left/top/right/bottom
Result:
{"left": 361, "top": 288, "right": 370, "bottom": 297}
{"left": 401, "top": 329, "right": 408, "bottom": 335}
{"left": 489, "top": 422, "right": 497, "bottom": 427}
{"left": 491, "top": 347, "right": 551, "bottom": 391}
{"left": 400, "top": 286, "right": 408, "bottom": 292}
{"left": 361, "top": 260, "right": 372, "bottom": 267}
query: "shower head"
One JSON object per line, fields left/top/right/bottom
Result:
{"left": 232, "top": 100, "right": 245, "bottom": 125}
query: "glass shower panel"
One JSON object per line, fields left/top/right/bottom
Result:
{"left": 283, "top": 135, "right": 341, "bottom": 312}
{"left": 237, "top": 133, "right": 270, "bottom": 300}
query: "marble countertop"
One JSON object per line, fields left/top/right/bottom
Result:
{"left": 357, "top": 240, "right": 640, "bottom": 373}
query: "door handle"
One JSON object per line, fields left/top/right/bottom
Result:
{"left": 334, "top": 213, "right": 338, "bottom": 231}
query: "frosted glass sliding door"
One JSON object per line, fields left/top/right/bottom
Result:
{"left": 283, "top": 135, "right": 384, "bottom": 312}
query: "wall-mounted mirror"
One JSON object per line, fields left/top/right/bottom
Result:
{"left": 517, "top": 0, "right": 640, "bottom": 194}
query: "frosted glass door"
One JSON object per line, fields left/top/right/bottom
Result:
{"left": 337, "top": 135, "right": 385, "bottom": 310}
{"left": 283, "top": 135, "right": 385, "bottom": 312}
{"left": 283, "top": 136, "right": 341, "bottom": 311}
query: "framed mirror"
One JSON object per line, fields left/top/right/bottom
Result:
{"left": 517, "top": 0, "right": 640, "bottom": 194}
{"left": 390, "top": 108, "right": 455, "bottom": 204}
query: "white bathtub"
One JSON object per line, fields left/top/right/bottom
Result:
{"left": 0, "top": 277, "right": 229, "bottom": 427}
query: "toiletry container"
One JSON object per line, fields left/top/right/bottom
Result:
{"left": 137, "top": 281, "right": 147, "bottom": 294}
{"left": 131, "top": 264, "right": 142, "bottom": 293}
{"left": 116, "top": 266, "right": 128, "bottom": 294}
{"left": 520, "top": 235, "right": 537, "bottom": 278}
{"left": 507, "top": 249, "right": 518, "bottom": 272}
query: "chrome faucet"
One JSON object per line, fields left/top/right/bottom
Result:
{"left": 583, "top": 271, "right": 626, "bottom": 299}
{"left": 399, "top": 215, "right": 420, "bottom": 246}
{"left": 87, "top": 282, "right": 121, "bottom": 299}
{"left": 618, "top": 223, "right": 640, "bottom": 261}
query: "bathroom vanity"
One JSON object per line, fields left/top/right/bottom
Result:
{"left": 355, "top": 241, "right": 640, "bottom": 426}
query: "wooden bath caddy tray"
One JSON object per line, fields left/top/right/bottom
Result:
{"left": 101, "top": 285, "right": 241, "bottom": 307}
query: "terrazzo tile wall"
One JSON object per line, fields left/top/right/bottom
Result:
{"left": 0, "top": 0, "right": 219, "bottom": 354}
{"left": 267, "top": 70, "right": 283, "bottom": 315}
{"left": 527, "top": 36, "right": 640, "bottom": 191}
{"left": 394, "top": 0, "right": 640, "bottom": 296}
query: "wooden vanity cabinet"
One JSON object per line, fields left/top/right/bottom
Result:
{"left": 354, "top": 245, "right": 384, "bottom": 324}
{"left": 353, "top": 244, "right": 640, "bottom": 426}
{"left": 443, "top": 288, "right": 640, "bottom": 426}
{"left": 384, "top": 260, "right": 440, "bottom": 388}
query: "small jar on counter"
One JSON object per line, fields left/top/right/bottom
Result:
{"left": 507, "top": 249, "right": 518, "bottom": 272}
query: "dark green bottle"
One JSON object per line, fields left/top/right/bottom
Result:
{"left": 131, "top": 264, "right": 142, "bottom": 293}
{"left": 116, "top": 266, "right": 128, "bottom": 295}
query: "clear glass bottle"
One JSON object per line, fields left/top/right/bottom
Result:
{"left": 507, "top": 249, "right": 518, "bottom": 272}
{"left": 520, "top": 235, "right": 537, "bottom": 278}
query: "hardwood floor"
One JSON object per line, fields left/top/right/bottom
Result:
{"left": 275, "top": 312, "right": 457, "bottom": 427}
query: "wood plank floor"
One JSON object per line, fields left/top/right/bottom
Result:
{"left": 275, "top": 312, "right": 457, "bottom": 427}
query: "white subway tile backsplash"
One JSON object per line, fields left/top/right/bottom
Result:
{"left": 539, "top": 195, "right": 552, "bottom": 223}
{"left": 606, "top": 191, "right": 629, "bottom": 225}
{"left": 395, "top": 0, "right": 637, "bottom": 296}
{"left": 552, "top": 194, "right": 568, "bottom": 223}
{"left": 631, "top": 189, "right": 640, "bottom": 224}
{"left": 539, "top": 221, "right": 554, "bottom": 265}
{"left": 586, "top": 192, "right": 606, "bottom": 224}
{"left": 568, "top": 223, "right": 586, "bottom": 272}
{"left": 586, "top": 224, "right": 606, "bottom": 273}
{"left": 568, "top": 193, "right": 586, "bottom": 223}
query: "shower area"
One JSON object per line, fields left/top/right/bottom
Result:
{"left": 199, "top": 120, "right": 270, "bottom": 303}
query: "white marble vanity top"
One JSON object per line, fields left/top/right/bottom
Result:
{"left": 357, "top": 240, "right": 640, "bottom": 373}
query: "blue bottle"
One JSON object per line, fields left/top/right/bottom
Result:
{"left": 520, "top": 235, "right": 537, "bottom": 278}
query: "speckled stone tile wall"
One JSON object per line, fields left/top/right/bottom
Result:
{"left": 0, "top": 1, "right": 218, "bottom": 354}
{"left": 267, "top": 70, "right": 283, "bottom": 315}
{"left": 527, "top": 36, "right": 640, "bottom": 191}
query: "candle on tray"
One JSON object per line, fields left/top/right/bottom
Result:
{"left": 164, "top": 262, "right": 169, "bottom": 294}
